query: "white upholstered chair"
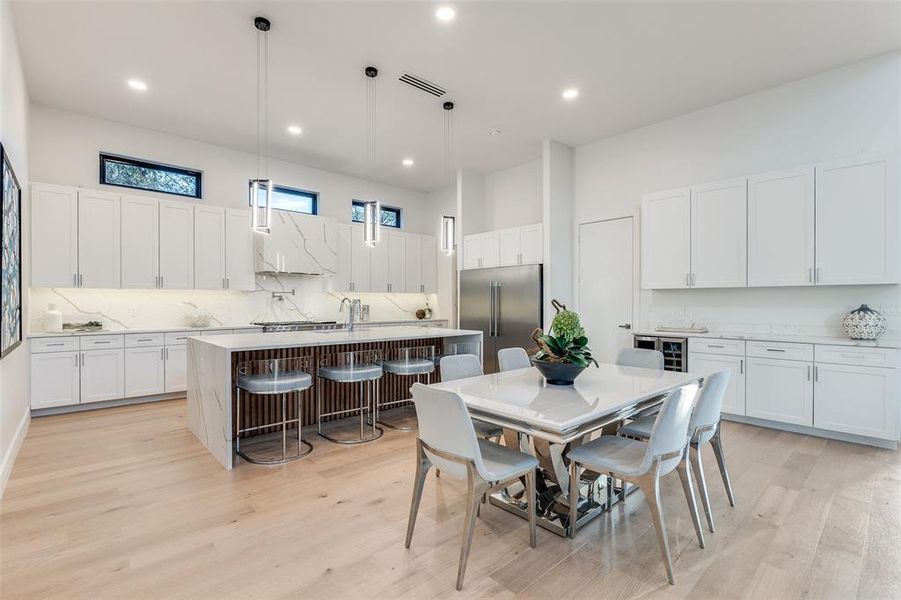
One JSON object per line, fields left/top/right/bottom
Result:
{"left": 615, "top": 347, "right": 665, "bottom": 370}
{"left": 497, "top": 347, "right": 531, "bottom": 372}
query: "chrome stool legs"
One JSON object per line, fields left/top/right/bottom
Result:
{"left": 316, "top": 377, "right": 384, "bottom": 444}
{"left": 378, "top": 372, "right": 431, "bottom": 431}
{"left": 235, "top": 387, "right": 313, "bottom": 465}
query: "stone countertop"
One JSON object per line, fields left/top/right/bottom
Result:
{"left": 633, "top": 330, "right": 901, "bottom": 349}
{"left": 190, "top": 326, "right": 481, "bottom": 352}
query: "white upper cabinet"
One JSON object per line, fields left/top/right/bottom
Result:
{"left": 225, "top": 209, "right": 255, "bottom": 291}
{"left": 334, "top": 224, "right": 376, "bottom": 293}
{"left": 421, "top": 235, "right": 438, "bottom": 293}
{"left": 748, "top": 167, "right": 815, "bottom": 287}
{"left": 815, "top": 156, "right": 898, "bottom": 285}
{"left": 121, "top": 195, "right": 160, "bottom": 289}
{"left": 641, "top": 188, "right": 691, "bottom": 289}
{"left": 387, "top": 231, "right": 406, "bottom": 293}
{"left": 405, "top": 234, "right": 423, "bottom": 293}
{"left": 77, "top": 190, "right": 121, "bottom": 289}
{"left": 519, "top": 224, "right": 543, "bottom": 265}
{"left": 31, "top": 183, "right": 78, "bottom": 288}
{"left": 690, "top": 178, "right": 747, "bottom": 288}
{"left": 256, "top": 210, "right": 337, "bottom": 276}
{"left": 350, "top": 227, "right": 372, "bottom": 292}
{"left": 463, "top": 225, "right": 539, "bottom": 270}
{"left": 369, "top": 232, "right": 390, "bottom": 292}
{"left": 194, "top": 206, "right": 226, "bottom": 290}
{"left": 159, "top": 199, "right": 194, "bottom": 289}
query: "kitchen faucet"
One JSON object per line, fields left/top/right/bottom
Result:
{"left": 340, "top": 297, "right": 361, "bottom": 332}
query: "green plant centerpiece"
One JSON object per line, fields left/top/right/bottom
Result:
{"left": 530, "top": 304, "right": 598, "bottom": 385}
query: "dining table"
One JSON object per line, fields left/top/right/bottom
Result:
{"left": 428, "top": 362, "right": 703, "bottom": 537}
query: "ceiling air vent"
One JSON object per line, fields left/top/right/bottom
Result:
{"left": 398, "top": 72, "right": 446, "bottom": 97}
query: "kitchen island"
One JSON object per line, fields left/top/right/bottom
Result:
{"left": 187, "top": 326, "right": 482, "bottom": 468}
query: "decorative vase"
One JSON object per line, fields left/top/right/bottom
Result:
{"left": 842, "top": 304, "right": 887, "bottom": 340}
{"left": 531, "top": 358, "right": 586, "bottom": 386}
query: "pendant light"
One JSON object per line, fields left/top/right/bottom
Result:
{"left": 440, "top": 101, "right": 456, "bottom": 255}
{"left": 250, "top": 16, "right": 273, "bottom": 234}
{"left": 362, "top": 66, "right": 381, "bottom": 247}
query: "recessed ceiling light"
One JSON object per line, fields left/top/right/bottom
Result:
{"left": 127, "top": 79, "right": 148, "bottom": 92}
{"left": 287, "top": 125, "right": 303, "bottom": 135}
{"left": 488, "top": 128, "right": 502, "bottom": 136}
{"left": 562, "top": 88, "right": 579, "bottom": 100}
{"left": 435, "top": 6, "right": 455, "bottom": 22}
{"left": 402, "top": 158, "right": 415, "bottom": 167}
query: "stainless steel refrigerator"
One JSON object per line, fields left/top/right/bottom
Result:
{"left": 459, "top": 264, "right": 543, "bottom": 373}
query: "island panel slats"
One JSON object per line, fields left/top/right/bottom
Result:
{"left": 231, "top": 339, "right": 444, "bottom": 437}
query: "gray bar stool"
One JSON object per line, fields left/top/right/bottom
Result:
{"left": 317, "top": 349, "right": 384, "bottom": 444}
{"left": 235, "top": 357, "right": 314, "bottom": 464}
{"left": 378, "top": 346, "right": 436, "bottom": 431}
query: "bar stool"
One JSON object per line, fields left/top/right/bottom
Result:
{"left": 235, "top": 357, "right": 314, "bottom": 464}
{"left": 378, "top": 346, "right": 436, "bottom": 431}
{"left": 317, "top": 349, "right": 384, "bottom": 444}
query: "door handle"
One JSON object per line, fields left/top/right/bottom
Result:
{"left": 617, "top": 324, "right": 632, "bottom": 329}
{"left": 488, "top": 282, "right": 495, "bottom": 337}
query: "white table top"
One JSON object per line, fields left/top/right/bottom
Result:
{"left": 430, "top": 364, "right": 702, "bottom": 441}
{"left": 189, "top": 326, "right": 481, "bottom": 351}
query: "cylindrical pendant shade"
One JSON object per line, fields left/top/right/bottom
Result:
{"left": 363, "top": 200, "right": 380, "bottom": 247}
{"left": 441, "top": 215, "right": 455, "bottom": 254}
{"left": 251, "top": 178, "right": 273, "bottom": 234}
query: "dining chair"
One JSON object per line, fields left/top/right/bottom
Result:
{"left": 497, "top": 347, "right": 531, "bottom": 372}
{"left": 438, "top": 354, "right": 503, "bottom": 440}
{"left": 566, "top": 384, "right": 705, "bottom": 584}
{"left": 405, "top": 383, "right": 539, "bottom": 590}
{"left": 615, "top": 347, "right": 665, "bottom": 370}
{"left": 618, "top": 369, "right": 735, "bottom": 532}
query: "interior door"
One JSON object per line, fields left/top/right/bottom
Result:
{"left": 77, "top": 189, "right": 121, "bottom": 288}
{"left": 121, "top": 195, "right": 160, "bottom": 289}
{"left": 690, "top": 178, "right": 747, "bottom": 288}
{"left": 494, "top": 265, "right": 543, "bottom": 371}
{"left": 459, "top": 268, "right": 494, "bottom": 371}
{"left": 579, "top": 218, "right": 634, "bottom": 363}
{"left": 194, "top": 206, "right": 226, "bottom": 289}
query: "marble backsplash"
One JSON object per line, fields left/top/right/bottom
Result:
{"left": 29, "top": 273, "right": 441, "bottom": 333}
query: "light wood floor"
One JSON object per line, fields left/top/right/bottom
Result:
{"left": 1, "top": 399, "right": 899, "bottom": 599}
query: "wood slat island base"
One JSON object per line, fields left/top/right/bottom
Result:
{"left": 186, "top": 326, "right": 482, "bottom": 469}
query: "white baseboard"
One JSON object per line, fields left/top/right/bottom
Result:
{"left": 0, "top": 409, "right": 30, "bottom": 498}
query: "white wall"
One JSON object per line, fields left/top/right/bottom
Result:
{"left": 482, "top": 159, "right": 541, "bottom": 231}
{"left": 542, "top": 140, "right": 573, "bottom": 324}
{"left": 426, "top": 184, "right": 457, "bottom": 323}
{"left": 29, "top": 105, "right": 435, "bottom": 234}
{"left": 0, "top": 0, "right": 30, "bottom": 495}
{"left": 573, "top": 52, "right": 901, "bottom": 338}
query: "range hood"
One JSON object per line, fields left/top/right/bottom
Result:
{"left": 254, "top": 209, "right": 338, "bottom": 276}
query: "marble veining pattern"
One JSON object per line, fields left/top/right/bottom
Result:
{"left": 186, "top": 338, "right": 233, "bottom": 469}
{"left": 30, "top": 273, "right": 439, "bottom": 332}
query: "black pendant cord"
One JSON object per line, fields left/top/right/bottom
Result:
{"left": 443, "top": 101, "right": 455, "bottom": 186}
{"left": 255, "top": 16, "right": 271, "bottom": 182}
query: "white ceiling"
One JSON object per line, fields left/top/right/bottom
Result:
{"left": 11, "top": 1, "right": 901, "bottom": 192}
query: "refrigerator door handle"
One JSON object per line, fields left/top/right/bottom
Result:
{"left": 493, "top": 282, "right": 500, "bottom": 337}
{"left": 488, "top": 282, "right": 495, "bottom": 337}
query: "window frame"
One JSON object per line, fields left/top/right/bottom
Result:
{"left": 352, "top": 200, "right": 402, "bottom": 229}
{"left": 99, "top": 153, "right": 203, "bottom": 199}
{"left": 248, "top": 182, "right": 319, "bottom": 216}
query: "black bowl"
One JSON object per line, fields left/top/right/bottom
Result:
{"left": 530, "top": 358, "right": 586, "bottom": 386}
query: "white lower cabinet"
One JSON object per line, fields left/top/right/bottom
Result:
{"left": 688, "top": 352, "right": 746, "bottom": 416}
{"left": 746, "top": 356, "right": 813, "bottom": 426}
{"left": 125, "top": 346, "right": 165, "bottom": 398}
{"left": 814, "top": 363, "right": 899, "bottom": 441}
{"left": 30, "top": 351, "right": 80, "bottom": 409}
{"left": 80, "top": 349, "right": 125, "bottom": 403}
{"left": 165, "top": 345, "right": 188, "bottom": 393}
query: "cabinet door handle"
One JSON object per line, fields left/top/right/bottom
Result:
{"left": 92, "top": 340, "right": 111, "bottom": 344}
{"left": 808, "top": 268, "right": 813, "bottom": 284}
{"left": 690, "top": 272, "right": 695, "bottom": 286}
{"left": 707, "top": 344, "right": 725, "bottom": 348}
{"left": 46, "top": 342, "right": 65, "bottom": 347}
{"left": 165, "top": 348, "right": 169, "bottom": 359}
{"left": 685, "top": 273, "right": 690, "bottom": 287}
{"left": 160, "top": 276, "right": 164, "bottom": 288}
{"left": 161, "top": 348, "right": 165, "bottom": 360}
{"left": 226, "top": 277, "right": 230, "bottom": 289}
{"left": 814, "top": 366, "right": 819, "bottom": 382}
{"left": 815, "top": 267, "right": 822, "bottom": 283}
{"left": 740, "top": 359, "right": 744, "bottom": 374}
{"left": 765, "top": 348, "right": 786, "bottom": 353}
{"left": 74, "top": 355, "right": 79, "bottom": 370}
{"left": 74, "top": 273, "right": 78, "bottom": 287}
{"left": 137, "top": 338, "right": 153, "bottom": 342}
{"left": 807, "top": 365, "right": 811, "bottom": 380}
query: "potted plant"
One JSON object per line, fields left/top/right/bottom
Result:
{"left": 530, "top": 303, "right": 598, "bottom": 385}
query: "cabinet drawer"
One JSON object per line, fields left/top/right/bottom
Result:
{"left": 746, "top": 340, "right": 813, "bottom": 361}
{"left": 31, "top": 337, "right": 79, "bottom": 353}
{"left": 125, "top": 333, "right": 165, "bottom": 347}
{"left": 815, "top": 345, "right": 897, "bottom": 368}
{"left": 689, "top": 338, "right": 745, "bottom": 356}
{"left": 80, "top": 334, "right": 125, "bottom": 350}
{"left": 164, "top": 331, "right": 191, "bottom": 346}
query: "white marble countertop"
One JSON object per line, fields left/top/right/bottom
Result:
{"left": 634, "top": 330, "right": 901, "bottom": 349}
{"left": 28, "top": 324, "right": 262, "bottom": 338}
{"left": 430, "top": 364, "right": 701, "bottom": 436}
{"left": 190, "top": 326, "right": 481, "bottom": 352}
